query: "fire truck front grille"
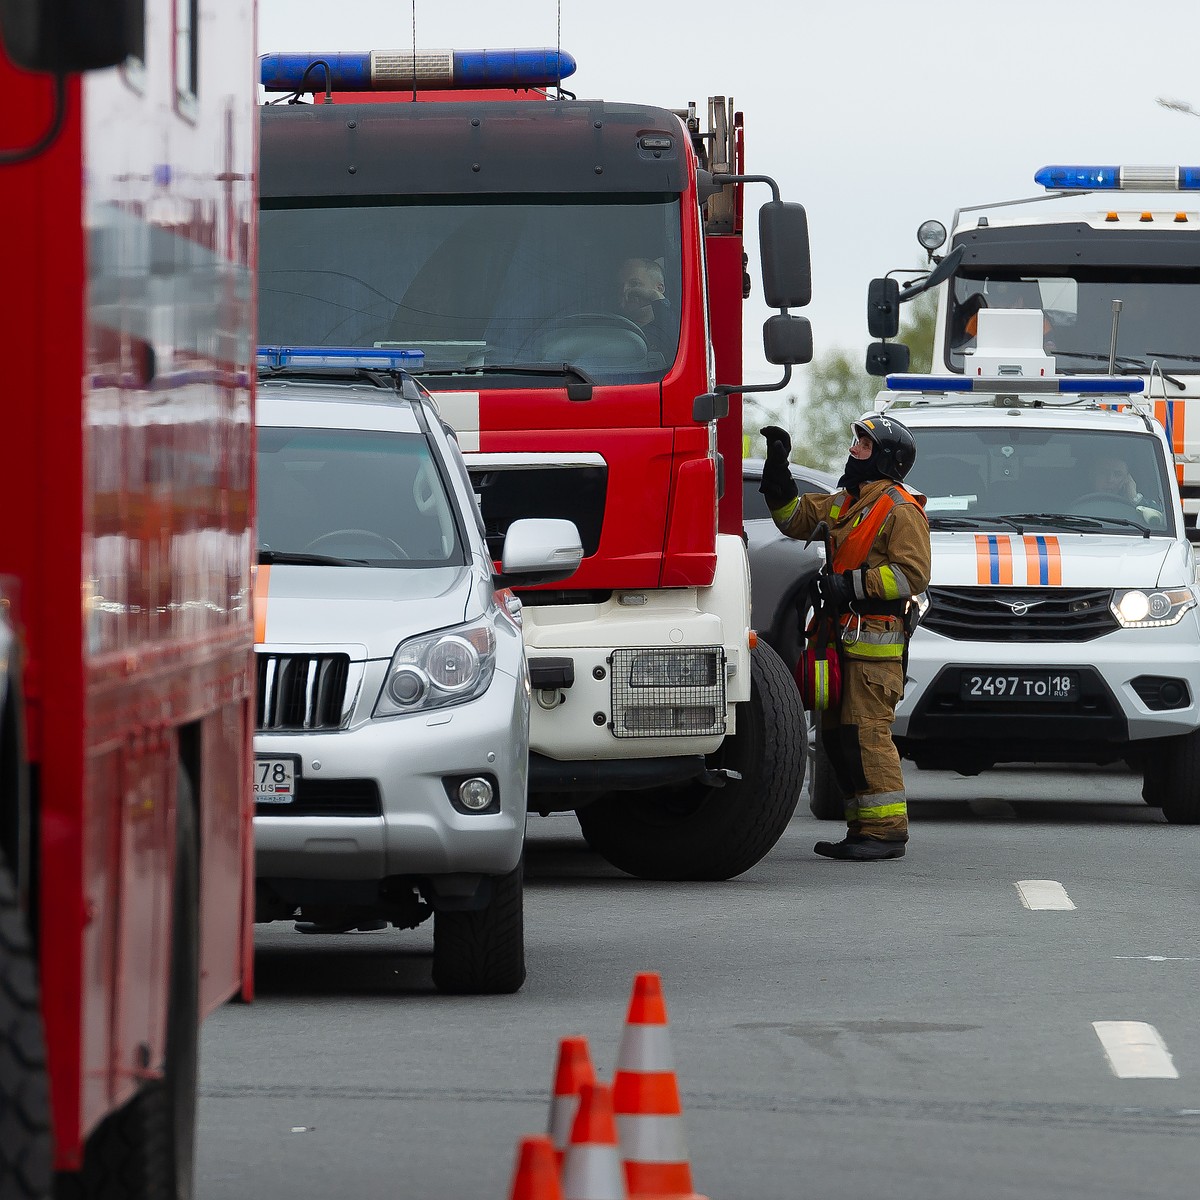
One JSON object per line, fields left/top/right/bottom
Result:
{"left": 256, "top": 653, "right": 351, "bottom": 731}
{"left": 609, "top": 646, "right": 726, "bottom": 738}
{"left": 923, "top": 587, "right": 1118, "bottom": 642}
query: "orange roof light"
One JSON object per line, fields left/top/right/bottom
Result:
{"left": 1105, "top": 211, "right": 1119, "bottom": 221}
{"left": 1140, "top": 211, "right": 1154, "bottom": 221}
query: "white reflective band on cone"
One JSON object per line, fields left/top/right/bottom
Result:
{"left": 616, "top": 1113, "right": 689, "bottom": 1162}
{"left": 615, "top": 1023, "right": 675, "bottom": 1071}
{"left": 561, "top": 1145, "right": 627, "bottom": 1200}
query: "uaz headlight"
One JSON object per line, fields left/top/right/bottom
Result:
{"left": 374, "top": 620, "right": 497, "bottom": 716}
{"left": 1111, "top": 587, "right": 1197, "bottom": 629}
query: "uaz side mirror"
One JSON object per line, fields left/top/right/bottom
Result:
{"left": 867, "top": 278, "right": 901, "bottom": 339}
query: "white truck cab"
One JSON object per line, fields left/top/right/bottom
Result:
{"left": 855, "top": 310, "right": 1200, "bottom": 823}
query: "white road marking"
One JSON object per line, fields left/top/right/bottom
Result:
{"left": 1092, "top": 1022, "right": 1179, "bottom": 1079}
{"left": 1113, "top": 955, "right": 1196, "bottom": 962}
{"left": 1015, "top": 880, "right": 1076, "bottom": 910}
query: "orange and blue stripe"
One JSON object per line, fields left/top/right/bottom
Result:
{"left": 1022, "top": 535, "right": 1062, "bottom": 585}
{"left": 974, "top": 534, "right": 1014, "bottom": 585}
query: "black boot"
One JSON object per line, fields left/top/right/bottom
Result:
{"left": 814, "top": 835, "right": 906, "bottom": 861}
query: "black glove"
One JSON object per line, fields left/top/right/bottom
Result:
{"left": 758, "top": 426, "right": 798, "bottom": 511}
{"left": 816, "top": 571, "right": 854, "bottom": 609}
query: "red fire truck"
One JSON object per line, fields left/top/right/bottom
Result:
{"left": 0, "top": 3, "right": 256, "bottom": 1196}
{"left": 257, "top": 49, "right": 814, "bottom": 881}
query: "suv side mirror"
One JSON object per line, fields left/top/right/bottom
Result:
{"left": 0, "top": 0, "right": 144, "bottom": 72}
{"left": 865, "top": 341, "right": 910, "bottom": 377}
{"left": 867, "top": 278, "right": 901, "bottom": 339}
{"left": 496, "top": 518, "right": 583, "bottom": 587}
{"left": 758, "top": 201, "right": 812, "bottom": 309}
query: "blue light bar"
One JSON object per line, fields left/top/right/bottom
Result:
{"left": 256, "top": 346, "right": 424, "bottom": 371}
{"left": 886, "top": 375, "right": 973, "bottom": 392}
{"left": 1035, "top": 164, "right": 1200, "bottom": 192}
{"left": 886, "top": 373, "right": 1144, "bottom": 395}
{"left": 260, "top": 48, "right": 577, "bottom": 93}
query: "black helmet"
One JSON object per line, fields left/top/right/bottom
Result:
{"left": 852, "top": 413, "right": 917, "bottom": 482}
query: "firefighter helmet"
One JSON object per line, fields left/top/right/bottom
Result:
{"left": 851, "top": 413, "right": 917, "bottom": 482}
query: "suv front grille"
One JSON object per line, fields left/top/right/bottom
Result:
{"left": 257, "top": 653, "right": 351, "bottom": 730}
{"left": 923, "top": 587, "right": 1118, "bottom": 642}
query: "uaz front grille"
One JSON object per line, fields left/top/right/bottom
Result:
{"left": 923, "top": 587, "right": 1118, "bottom": 642}
{"left": 256, "top": 653, "right": 351, "bottom": 731}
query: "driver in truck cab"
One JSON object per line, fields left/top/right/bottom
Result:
{"left": 616, "top": 256, "right": 671, "bottom": 357}
{"left": 760, "top": 417, "right": 930, "bottom": 861}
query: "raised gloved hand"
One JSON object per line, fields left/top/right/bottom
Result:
{"left": 816, "top": 571, "right": 854, "bottom": 609}
{"left": 758, "top": 425, "right": 798, "bottom": 511}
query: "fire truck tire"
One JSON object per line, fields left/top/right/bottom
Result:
{"left": 576, "top": 642, "right": 805, "bottom": 880}
{"left": 808, "top": 712, "right": 849, "bottom": 821}
{"left": 431, "top": 861, "right": 525, "bottom": 995}
{"left": 0, "top": 846, "right": 52, "bottom": 1200}
{"left": 57, "top": 772, "right": 200, "bottom": 1200}
{"left": 1142, "top": 730, "right": 1200, "bottom": 824}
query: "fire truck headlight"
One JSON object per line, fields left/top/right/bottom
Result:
{"left": 917, "top": 220, "right": 946, "bottom": 252}
{"left": 375, "top": 622, "right": 497, "bottom": 716}
{"left": 1111, "top": 587, "right": 1197, "bottom": 628}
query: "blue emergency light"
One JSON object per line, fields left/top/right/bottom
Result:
{"left": 260, "top": 48, "right": 577, "bottom": 93}
{"left": 886, "top": 374, "right": 1144, "bottom": 395}
{"left": 1035, "top": 164, "right": 1200, "bottom": 191}
{"left": 256, "top": 346, "right": 425, "bottom": 371}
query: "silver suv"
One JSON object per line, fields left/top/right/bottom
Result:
{"left": 252, "top": 359, "right": 582, "bottom": 993}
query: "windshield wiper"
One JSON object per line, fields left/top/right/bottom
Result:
{"left": 1052, "top": 351, "right": 1185, "bottom": 390}
{"left": 927, "top": 514, "right": 1028, "bottom": 534}
{"left": 413, "top": 362, "right": 596, "bottom": 400}
{"left": 258, "top": 549, "right": 370, "bottom": 566}
{"left": 1006, "top": 512, "right": 1151, "bottom": 539}
{"left": 1144, "top": 350, "right": 1200, "bottom": 364}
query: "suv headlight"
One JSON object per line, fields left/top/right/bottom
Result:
{"left": 374, "top": 620, "right": 497, "bottom": 716}
{"left": 1111, "top": 587, "right": 1197, "bottom": 629}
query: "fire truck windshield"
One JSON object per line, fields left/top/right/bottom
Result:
{"left": 259, "top": 195, "right": 683, "bottom": 386}
{"left": 946, "top": 271, "right": 1200, "bottom": 376}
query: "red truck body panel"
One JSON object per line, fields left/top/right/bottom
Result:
{"left": 1, "top": 2, "right": 257, "bottom": 1165}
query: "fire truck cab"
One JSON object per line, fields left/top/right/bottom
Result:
{"left": 258, "top": 49, "right": 814, "bottom": 880}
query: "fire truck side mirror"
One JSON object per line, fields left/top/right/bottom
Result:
{"left": 865, "top": 341, "right": 910, "bottom": 377}
{"left": 867, "top": 278, "right": 901, "bottom": 339}
{"left": 764, "top": 314, "right": 813, "bottom": 367}
{"left": 0, "top": 0, "right": 144, "bottom": 72}
{"left": 759, "top": 202, "right": 812, "bottom": 309}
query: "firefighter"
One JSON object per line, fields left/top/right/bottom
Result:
{"left": 759, "top": 417, "right": 931, "bottom": 860}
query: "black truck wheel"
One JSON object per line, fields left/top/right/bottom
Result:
{"left": 1142, "top": 730, "right": 1200, "bottom": 824}
{"left": 57, "top": 773, "right": 200, "bottom": 1200}
{"left": 431, "top": 861, "right": 525, "bottom": 995}
{"left": 576, "top": 641, "right": 806, "bottom": 880}
{"left": 0, "top": 845, "right": 52, "bottom": 1200}
{"left": 808, "top": 711, "right": 849, "bottom": 821}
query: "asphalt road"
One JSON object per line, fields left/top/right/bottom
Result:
{"left": 196, "top": 765, "right": 1200, "bottom": 1200}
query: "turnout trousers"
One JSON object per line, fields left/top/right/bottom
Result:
{"left": 819, "top": 657, "right": 908, "bottom": 842}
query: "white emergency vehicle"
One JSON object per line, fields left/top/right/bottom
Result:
{"left": 870, "top": 164, "right": 1200, "bottom": 538}
{"left": 821, "top": 309, "right": 1200, "bottom": 823}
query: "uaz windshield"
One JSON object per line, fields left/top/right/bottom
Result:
{"left": 907, "top": 426, "right": 1175, "bottom": 536}
{"left": 259, "top": 195, "right": 682, "bottom": 386}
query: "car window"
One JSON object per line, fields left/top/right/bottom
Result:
{"left": 258, "top": 427, "right": 467, "bottom": 566}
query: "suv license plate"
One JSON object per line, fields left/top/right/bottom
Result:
{"left": 960, "top": 671, "right": 1078, "bottom": 702}
{"left": 254, "top": 756, "right": 297, "bottom": 803}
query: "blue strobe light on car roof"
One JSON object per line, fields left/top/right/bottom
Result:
{"left": 886, "top": 374, "right": 1144, "bottom": 395}
{"left": 260, "top": 48, "right": 577, "bottom": 93}
{"left": 1035, "top": 164, "right": 1200, "bottom": 191}
{"left": 256, "top": 346, "right": 425, "bottom": 371}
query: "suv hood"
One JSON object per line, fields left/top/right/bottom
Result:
{"left": 932, "top": 531, "right": 1191, "bottom": 588}
{"left": 254, "top": 563, "right": 476, "bottom": 658}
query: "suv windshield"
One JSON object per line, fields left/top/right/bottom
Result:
{"left": 906, "top": 426, "right": 1175, "bottom": 536}
{"left": 259, "top": 195, "right": 682, "bottom": 386}
{"left": 946, "top": 270, "right": 1200, "bottom": 375}
{"left": 257, "top": 427, "right": 466, "bottom": 567}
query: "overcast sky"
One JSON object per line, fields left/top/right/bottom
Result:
{"left": 258, "top": 0, "right": 1200, "bottom": 395}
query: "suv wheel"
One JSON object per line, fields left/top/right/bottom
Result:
{"left": 431, "top": 862, "right": 525, "bottom": 994}
{"left": 1142, "top": 730, "right": 1200, "bottom": 824}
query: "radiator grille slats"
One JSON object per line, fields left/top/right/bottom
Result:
{"left": 256, "top": 653, "right": 350, "bottom": 730}
{"left": 923, "top": 587, "right": 1118, "bottom": 643}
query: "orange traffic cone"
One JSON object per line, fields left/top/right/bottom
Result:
{"left": 508, "top": 1135, "right": 565, "bottom": 1200}
{"left": 560, "top": 1082, "right": 629, "bottom": 1200}
{"left": 612, "top": 973, "right": 707, "bottom": 1200}
{"left": 548, "top": 1036, "right": 596, "bottom": 1166}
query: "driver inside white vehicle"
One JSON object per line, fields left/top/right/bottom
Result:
{"left": 1080, "top": 452, "right": 1164, "bottom": 524}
